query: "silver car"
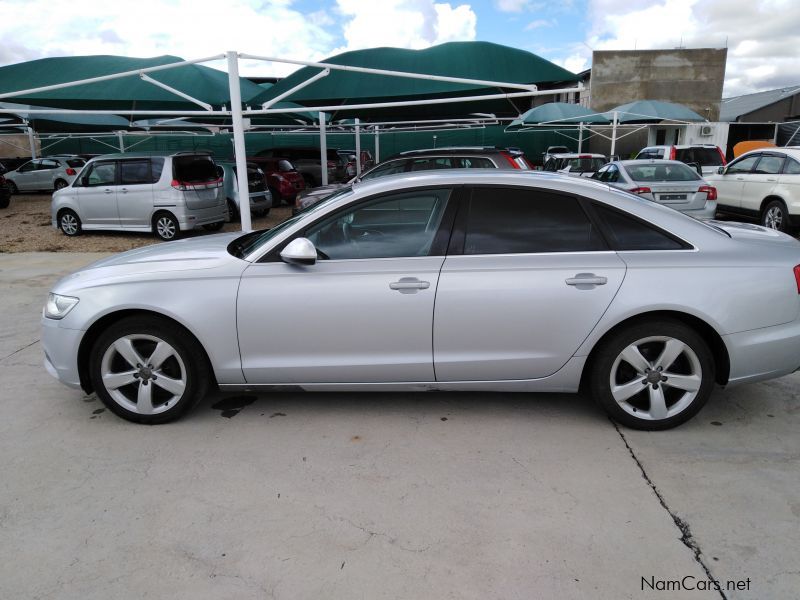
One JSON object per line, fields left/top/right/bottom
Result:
{"left": 51, "top": 152, "right": 227, "bottom": 241}
{"left": 593, "top": 159, "right": 717, "bottom": 219}
{"left": 4, "top": 155, "right": 86, "bottom": 193}
{"left": 42, "top": 170, "right": 800, "bottom": 430}
{"left": 217, "top": 162, "right": 272, "bottom": 222}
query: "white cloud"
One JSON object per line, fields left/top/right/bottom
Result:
{"left": 493, "top": 0, "right": 532, "bottom": 12}
{"left": 525, "top": 19, "right": 555, "bottom": 31}
{"left": 333, "top": 0, "right": 476, "bottom": 52}
{"left": 0, "top": 0, "right": 337, "bottom": 77}
{"left": 577, "top": 0, "right": 800, "bottom": 96}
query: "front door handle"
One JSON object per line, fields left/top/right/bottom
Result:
{"left": 566, "top": 273, "right": 607, "bottom": 289}
{"left": 104, "top": 188, "right": 113, "bottom": 194}
{"left": 120, "top": 188, "right": 128, "bottom": 193}
{"left": 390, "top": 277, "right": 430, "bottom": 294}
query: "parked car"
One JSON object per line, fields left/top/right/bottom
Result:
{"left": 635, "top": 145, "right": 726, "bottom": 177}
{"left": 295, "top": 146, "right": 533, "bottom": 212}
{"left": 256, "top": 147, "right": 339, "bottom": 187}
{"left": 51, "top": 152, "right": 227, "bottom": 241}
{"left": 0, "top": 174, "right": 10, "bottom": 208}
{"left": 217, "top": 162, "right": 272, "bottom": 222}
{"left": 706, "top": 148, "right": 800, "bottom": 232}
{"left": 592, "top": 160, "right": 717, "bottom": 220}
{"left": 543, "top": 153, "right": 607, "bottom": 177}
{"left": 247, "top": 157, "right": 305, "bottom": 205}
{"left": 42, "top": 170, "right": 800, "bottom": 430}
{"left": 541, "top": 145, "right": 570, "bottom": 165}
{"left": 0, "top": 157, "right": 31, "bottom": 175}
{"left": 337, "top": 149, "right": 376, "bottom": 180}
{"left": 4, "top": 155, "right": 86, "bottom": 193}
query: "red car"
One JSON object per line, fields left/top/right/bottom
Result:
{"left": 247, "top": 157, "right": 306, "bottom": 205}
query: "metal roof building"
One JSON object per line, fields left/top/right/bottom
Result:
{"left": 720, "top": 86, "right": 800, "bottom": 122}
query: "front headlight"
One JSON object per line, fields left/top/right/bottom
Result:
{"left": 44, "top": 293, "right": 79, "bottom": 320}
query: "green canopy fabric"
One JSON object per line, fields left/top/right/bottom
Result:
{"left": 605, "top": 100, "right": 706, "bottom": 123}
{"left": 506, "top": 102, "right": 609, "bottom": 130}
{"left": 254, "top": 42, "right": 579, "bottom": 121}
{"left": 0, "top": 55, "right": 264, "bottom": 111}
{"left": 0, "top": 101, "right": 135, "bottom": 132}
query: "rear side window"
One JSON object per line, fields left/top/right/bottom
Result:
{"left": 755, "top": 155, "right": 785, "bottom": 174}
{"left": 172, "top": 155, "right": 218, "bottom": 183}
{"left": 463, "top": 187, "right": 606, "bottom": 255}
{"left": 119, "top": 160, "right": 153, "bottom": 185}
{"left": 456, "top": 157, "right": 494, "bottom": 169}
{"left": 785, "top": 158, "right": 800, "bottom": 174}
{"left": 593, "top": 204, "right": 685, "bottom": 251}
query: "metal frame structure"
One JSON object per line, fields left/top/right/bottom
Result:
{"left": 0, "top": 51, "right": 583, "bottom": 231}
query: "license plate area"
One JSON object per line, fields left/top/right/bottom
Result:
{"left": 659, "top": 194, "right": 687, "bottom": 201}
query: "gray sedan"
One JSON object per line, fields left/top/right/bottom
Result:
{"left": 42, "top": 171, "right": 800, "bottom": 430}
{"left": 593, "top": 159, "right": 717, "bottom": 219}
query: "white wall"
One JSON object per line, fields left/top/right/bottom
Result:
{"left": 681, "top": 122, "right": 729, "bottom": 149}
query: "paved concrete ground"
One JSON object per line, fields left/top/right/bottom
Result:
{"left": 1, "top": 253, "right": 797, "bottom": 599}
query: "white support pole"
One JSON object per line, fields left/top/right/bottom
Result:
{"left": 374, "top": 125, "right": 380, "bottom": 163}
{"left": 139, "top": 73, "right": 213, "bottom": 111}
{"left": 117, "top": 131, "right": 125, "bottom": 152}
{"left": 610, "top": 111, "right": 618, "bottom": 158}
{"left": 577, "top": 122, "right": 584, "bottom": 153}
{"left": 227, "top": 51, "right": 252, "bottom": 232}
{"left": 354, "top": 117, "right": 362, "bottom": 176}
{"left": 319, "top": 112, "right": 328, "bottom": 186}
{"left": 27, "top": 126, "right": 37, "bottom": 159}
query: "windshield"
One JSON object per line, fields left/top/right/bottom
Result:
{"left": 228, "top": 186, "right": 355, "bottom": 259}
{"left": 277, "top": 160, "right": 295, "bottom": 172}
{"left": 626, "top": 163, "right": 700, "bottom": 182}
{"left": 676, "top": 147, "right": 723, "bottom": 167}
{"left": 563, "top": 157, "right": 605, "bottom": 172}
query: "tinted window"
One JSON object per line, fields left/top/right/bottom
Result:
{"left": 636, "top": 150, "right": 662, "bottom": 160}
{"left": 463, "top": 188, "right": 606, "bottom": 255}
{"left": 542, "top": 159, "right": 557, "bottom": 172}
{"left": 151, "top": 157, "right": 165, "bottom": 181}
{"left": 361, "top": 160, "right": 407, "bottom": 180}
{"left": 726, "top": 155, "right": 759, "bottom": 174}
{"left": 754, "top": 155, "right": 785, "bottom": 174}
{"left": 66, "top": 159, "right": 85, "bottom": 168}
{"left": 593, "top": 204, "right": 684, "bottom": 251}
{"left": 40, "top": 160, "right": 59, "bottom": 170}
{"left": 563, "top": 157, "right": 606, "bottom": 172}
{"left": 785, "top": 158, "right": 800, "bottom": 175}
{"left": 626, "top": 163, "right": 700, "bottom": 182}
{"left": 408, "top": 157, "right": 453, "bottom": 171}
{"left": 456, "top": 157, "right": 494, "bottom": 169}
{"left": 18, "top": 162, "right": 36, "bottom": 172}
{"left": 306, "top": 189, "right": 450, "bottom": 260}
{"left": 676, "top": 147, "right": 723, "bottom": 167}
{"left": 173, "top": 155, "right": 218, "bottom": 183}
{"left": 85, "top": 162, "right": 116, "bottom": 187}
{"left": 119, "top": 160, "right": 153, "bottom": 185}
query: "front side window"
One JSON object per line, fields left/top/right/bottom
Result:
{"left": 18, "top": 161, "right": 37, "bottom": 172}
{"left": 84, "top": 162, "right": 116, "bottom": 187}
{"left": 119, "top": 160, "right": 153, "bottom": 185}
{"left": 463, "top": 187, "right": 606, "bottom": 255}
{"left": 306, "top": 189, "right": 451, "bottom": 260}
{"left": 726, "top": 155, "right": 759, "bottom": 175}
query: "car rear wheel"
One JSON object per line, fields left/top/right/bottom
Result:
{"left": 7, "top": 181, "right": 18, "bottom": 194}
{"left": 590, "top": 319, "right": 715, "bottom": 430}
{"left": 153, "top": 213, "right": 179, "bottom": 241}
{"left": 227, "top": 199, "right": 239, "bottom": 223}
{"left": 89, "top": 316, "right": 210, "bottom": 424}
{"left": 54, "top": 179, "right": 68, "bottom": 191}
{"left": 58, "top": 209, "right": 81, "bottom": 236}
{"left": 761, "top": 200, "right": 790, "bottom": 232}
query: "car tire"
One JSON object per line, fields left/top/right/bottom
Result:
{"left": 761, "top": 200, "right": 790, "bottom": 232}
{"left": 153, "top": 212, "right": 179, "bottom": 241}
{"left": 0, "top": 194, "right": 9, "bottom": 209}
{"left": 54, "top": 179, "right": 68, "bottom": 191}
{"left": 7, "top": 181, "right": 18, "bottom": 194}
{"left": 203, "top": 221, "right": 224, "bottom": 232}
{"left": 227, "top": 199, "right": 239, "bottom": 223}
{"left": 89, "top": 316, "right": 210, "bottom": 424}
{"left": 268, "top": 186, "right": 281, "bottom": 203}
{"left": 590, "top": 319, "right": 715, "bottom": 430}
{"left": 58, "top": 209, "right": 82, "bottom": 236}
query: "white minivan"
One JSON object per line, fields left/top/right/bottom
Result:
{"left": 52, "top": 152, "right": 227, "bottom": 240}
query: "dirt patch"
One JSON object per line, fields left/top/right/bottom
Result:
{"left": 0, "top": 193, "right": 293, "bottom": 253}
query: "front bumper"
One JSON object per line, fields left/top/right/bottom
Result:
{"left": 41, "top": 317, "right": 84, "bottom": 390}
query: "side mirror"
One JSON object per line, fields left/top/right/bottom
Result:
{"left": 280, "top": 237, "right": 317, "bottom": 266}
{"left": 717, "top": 166, "right": 725, "bottom": 175}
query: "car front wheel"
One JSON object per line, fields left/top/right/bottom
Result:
{"left": 59, "top": 209, "right": 82, "bottom": 236}
{"left": 89, "top": 316, "right": 210, "bottom": 424}
{"left": 590, "top": 319, "right": 715, "bottom": 430}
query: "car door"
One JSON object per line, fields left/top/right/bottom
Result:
{"left": 117, "top": 159, "right": 156, "bottom": 228}
{"left": 236, "top": 187, "right": 457, "bottom": 384}
{"left": 740, "top": 154, "right": 784, "bottom": 211}
{"left": 76, "top": 160, "right": 120, "bottom": 227}
{"left": 714, "top": 154, "right": 760, "bottom": 211}
{"left": 776, "top": 156, "right": 800, "bottom": 207}
{"left": 433, "top": 186, "right": 626, "bottom": 381}
{"left": 38, "top": 159, "right": 60, "bottom": 189}
{"left": 13, "top": 160, "right": 40, "bottom": 190}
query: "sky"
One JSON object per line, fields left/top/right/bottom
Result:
{"left": 0, "top": 0, "right": 798, "bottom": 98}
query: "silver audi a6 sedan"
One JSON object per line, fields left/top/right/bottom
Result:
{"left": 42, "top": 170, "right": 800, "bottom": 430}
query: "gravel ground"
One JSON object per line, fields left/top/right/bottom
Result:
{"left": 0, "top": 192, "right": 293, "bottom": 253}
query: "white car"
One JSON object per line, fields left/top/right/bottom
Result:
{"left": 543, "top": 153, "right": 607, "bottom": 178}
{"left": 4, "top": 155, "right": 86, "bottom": 193}
{"left": 706, "top": 148, "right": 800, "bottom": 232}
{"left": 635, "top": 145, "right": 726, "bottom": 177}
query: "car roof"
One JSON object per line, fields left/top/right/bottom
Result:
{"left": 617, "top": 159, "right": 696, "bottom": 167}
{"left": 549, "top": 153, "right": 606, "bottom": 158}
{"left": 86, "top": 151, "right": 212, "bottom": 161}
{"left": 395, "top": 146, "right": 510, "bottom": 156}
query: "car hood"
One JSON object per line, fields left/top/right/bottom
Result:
{"left": 53, "top": 232, "right": 247, "bottom": 293}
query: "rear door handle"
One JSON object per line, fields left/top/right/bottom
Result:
{"left": 120, "top": 188, "right": 128, "bottom": 193}
{"left": 566, "top": 273, "right": 607, "bottom": 288}
{"left": 390, "top": 277, "right": 430, "bottom": 294}
{"left": 104, "top": 188, "right": 113, "bottom": 194}
{"left": 766, "top": 178, "right": 777, "bottom": 182}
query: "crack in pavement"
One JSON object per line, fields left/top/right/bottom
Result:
{"left": 0, "top": 339, "right": 39, "bottom": 363}
{"left": 613, "top": 421, "right": 727, "bottom": 600}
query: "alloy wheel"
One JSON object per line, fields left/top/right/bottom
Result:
{"left": 609, "top": 336, "right": 702, "bottom": 421}
{"left": 100, "top": 334, "right": 187, "bottom": 415}
{"left": 60, "top": 213, "right": 79, "bottom": 235}
{"left": 764, "top": 206, "right": 783, "bottom": 230}
{"left": 156, "top": 216, "right": 177, "bottom": 240}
